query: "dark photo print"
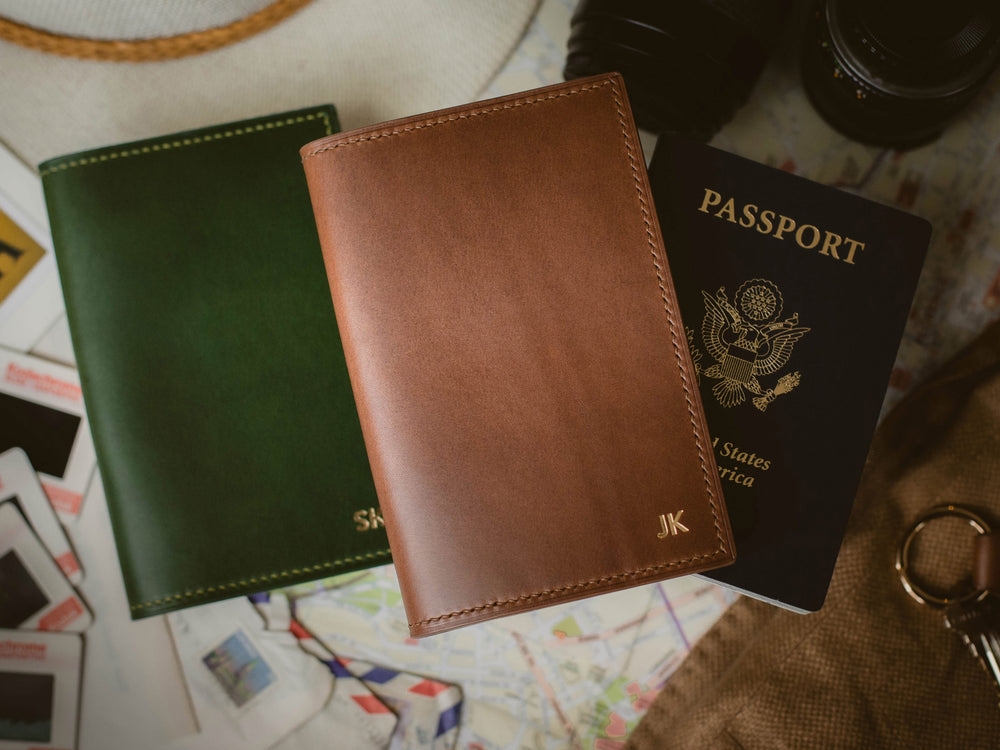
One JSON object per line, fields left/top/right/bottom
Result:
{"left": 0, "top": 670, "right": 54, "bottom": 742}
{"left": 0, "top": 549, "right": 49, "bottom": 627}
{"left": 0, "top": 392, "right": 81, "bottom": 478}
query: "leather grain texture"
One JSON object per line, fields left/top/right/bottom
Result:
{"left": 301, "top": 74, "right": 735, "bottom": 637}
{"left": 40, "top": 106, "right": 391, "bottom": 619}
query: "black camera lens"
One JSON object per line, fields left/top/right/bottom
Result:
{"left": 801, "top": 0, "right": 1000, "bottom": 148}
{"left": 564, "top": 0, "right": 792, "bottom": 140}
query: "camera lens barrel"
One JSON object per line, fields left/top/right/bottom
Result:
{"left": 801, "top": 0, "right": 1000, "bottom": 148}
{"left": 564, "top": 0, "right": 792, "bottom": 139}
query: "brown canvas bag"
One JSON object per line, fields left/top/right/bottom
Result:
{"left": 628, "top": 320, "right": 1000, "bottom": 749}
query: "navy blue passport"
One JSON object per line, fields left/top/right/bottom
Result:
{"left": 649, "top": 134, "right": 930, "bottom": 612}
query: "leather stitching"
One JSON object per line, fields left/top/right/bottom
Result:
{"left": 412, "top": 549, "right": 731, "bottom": 631}
{"left": 40, "top": 111, "right": 333, "bottom": 176}
{"left": 604, "top": 80, "right": 728, "bottom": 562}
{"left": 39, "top": 109, "right": 388, "bottom": 616}
{"left": 303, "top": 79, "right": 729, "bottom": 631}
{"left": 129, "top": 548, "right": 392, "bottom": 614}
{"left": 301, "top": 81, "right": 615, "bottom": 159}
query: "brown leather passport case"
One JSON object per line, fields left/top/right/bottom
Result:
{"left": 300, "top": 74, "right": 735, "bottom": 637}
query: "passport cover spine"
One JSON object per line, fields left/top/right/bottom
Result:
{"left": 39, "top": 107, "right": 391, "bottom": 618}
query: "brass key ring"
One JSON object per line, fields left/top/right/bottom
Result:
{"left": 896, "top": 504, "right": 992, "bottom": 608}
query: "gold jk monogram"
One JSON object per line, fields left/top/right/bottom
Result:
{"left": 658, "top": 511, "right": 689, "bottom": 539}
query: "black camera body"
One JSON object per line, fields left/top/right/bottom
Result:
{"left": 564, "top": 0, "right": 1000, "bottom": 148}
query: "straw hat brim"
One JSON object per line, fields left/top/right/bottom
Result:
{"left": 0, "top": 0, "right": 540, "bottom": 167}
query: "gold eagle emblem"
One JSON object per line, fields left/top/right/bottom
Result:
{"left": 689, "top": 279, "right": 809, "bottom": 411}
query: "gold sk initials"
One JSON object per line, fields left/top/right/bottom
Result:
{"left": 353, "top": 507, "right": 385, "bottom": 532}
{"left": 657, "top": 511, "right": 689, "bottom": 538}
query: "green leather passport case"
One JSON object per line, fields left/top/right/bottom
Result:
{"left": 39, "top": 107, "right": 391, "bottom": 618}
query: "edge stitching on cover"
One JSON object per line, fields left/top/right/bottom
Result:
{"left": 604, "top": 77, "right": 728, "bottom": 557}
{"left": 302, "top": 79, "right": 730, "bottom": 630}
{"left": 39, "top": 111, "right": 333, "bottom": 176}
{"left": 129, "top": 547, "right": 393, "bottom": 613}
{"left": 410, "top": 549, "right": 730, "bottom": 630}
{"left": 301, "top": 81, "right": 611, "bottom": 159}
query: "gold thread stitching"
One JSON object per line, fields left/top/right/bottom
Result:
{"left": 129, "top": 547, "right": 392, "bottom": 612}
{"left": 410, "top": 549, "right": 730, "bottom": 629}
{"left": 300, "top": 81, "right": 614, "bottom": 160}
{"left": 604, "top": 79, "right": 728, "bottom": 554}
{"left": 305, "top": 79, "right": 730, "bottom": 630}
{"left": 40, "top": 110, "right": 333, "bottom": 176}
